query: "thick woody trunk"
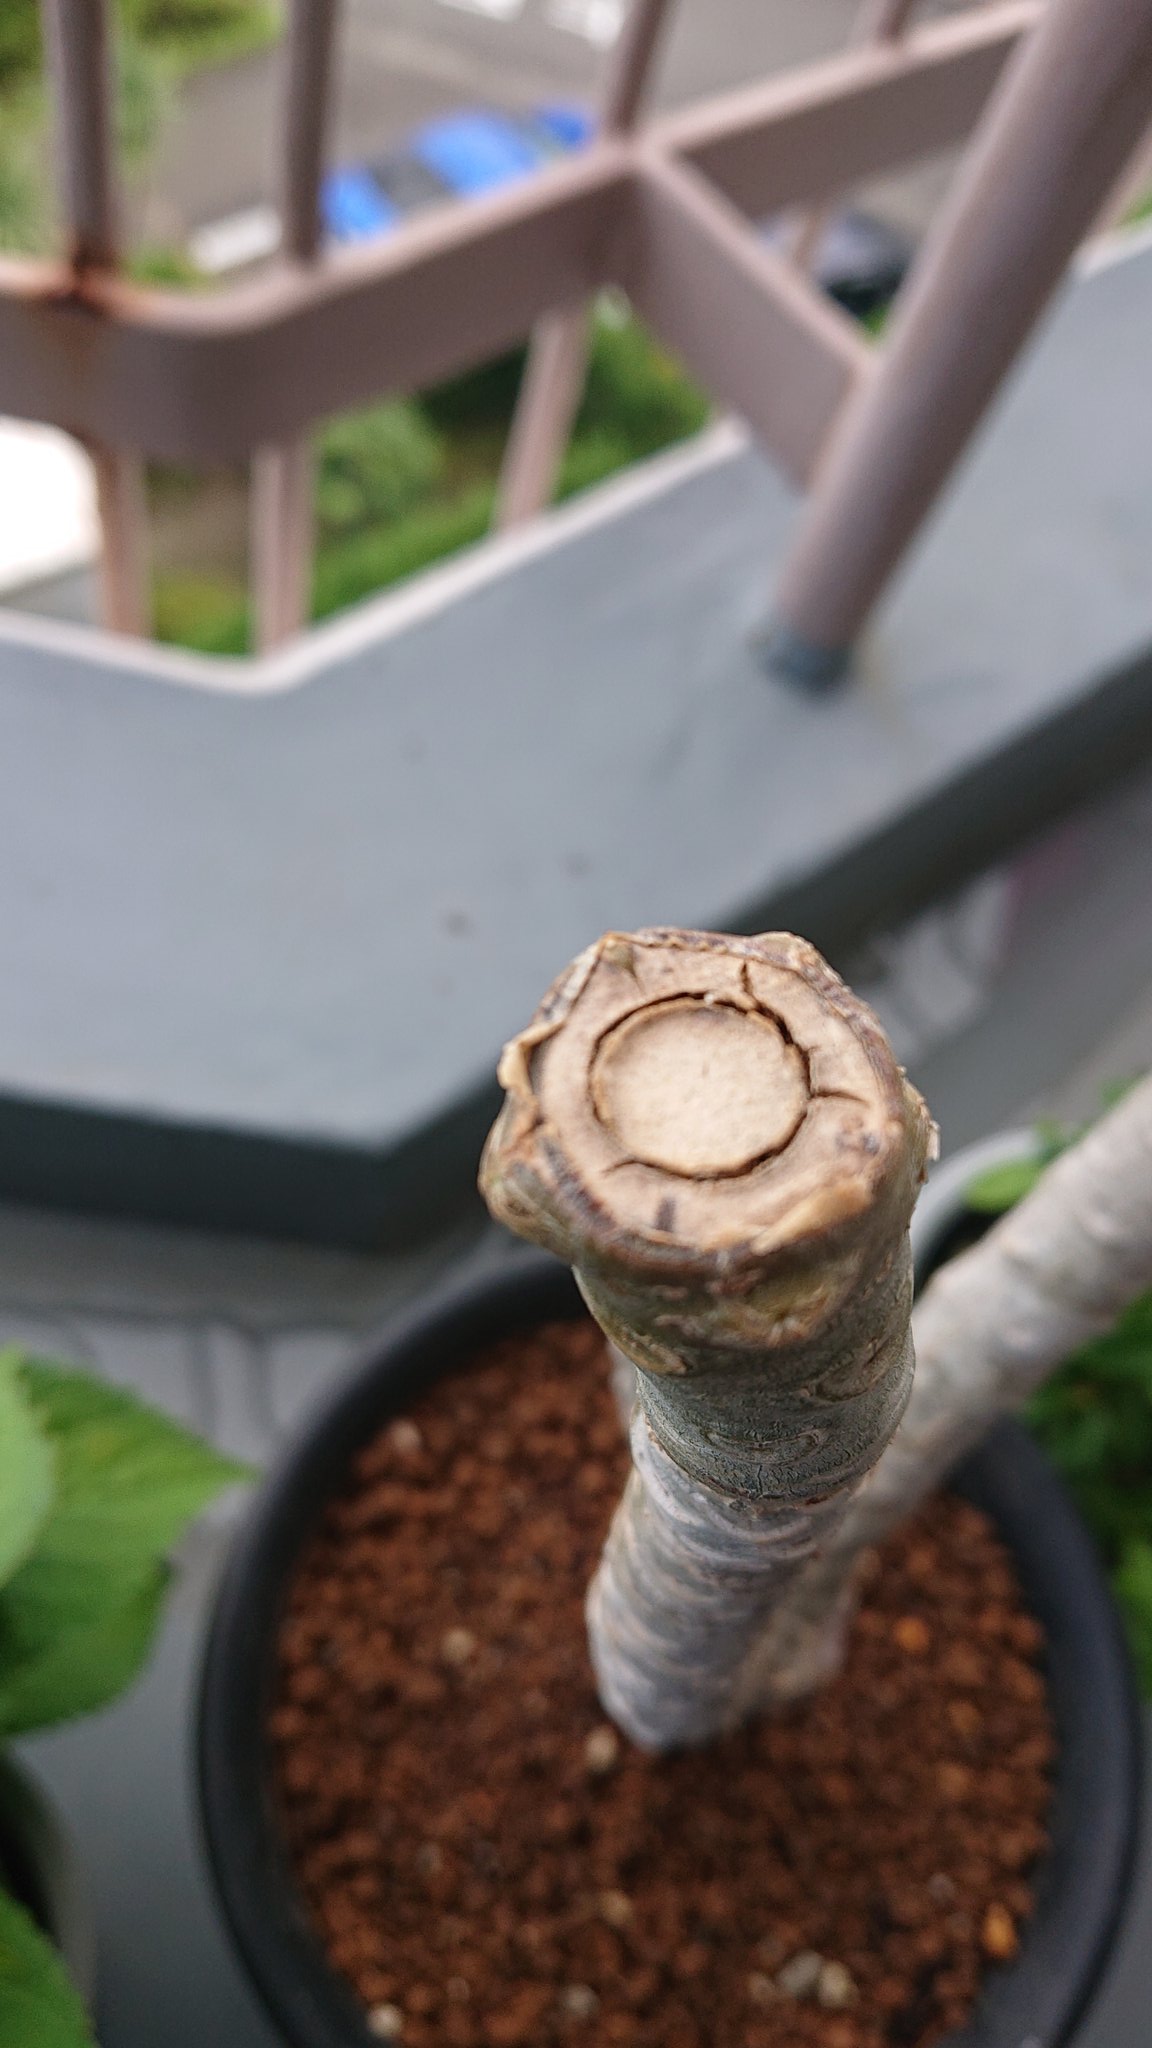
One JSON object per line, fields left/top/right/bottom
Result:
{"left": 480, "top": 928, "right": 933, "bottom": 1750}
{"left": 745, "top": 1071, "right": 1152, "bottom": 1707}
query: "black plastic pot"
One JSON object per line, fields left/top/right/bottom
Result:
{"left": 0, "top": 1752, "right": 96, "bottom": 2009}
{"left": 200, "top": 1241, "right": 1142, "bottom": 2048}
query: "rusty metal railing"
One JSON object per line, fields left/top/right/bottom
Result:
{"left": 39, "top": 0, "right": 150, "bottom": 635}
{"left": 8, "top": 0, "right": 1151, "bottom": 662}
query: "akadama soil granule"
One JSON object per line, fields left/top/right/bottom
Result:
{"left": 271, "top": 1317, "right": 1053, "bottom": 2048}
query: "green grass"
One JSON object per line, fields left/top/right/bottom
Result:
{"left": 966, "top": 1091, "right": 1152, "bottom": 1693}
{"left": 1026, "top": 1293, "right": 1152, "bottom": 1692}
{"left": 152, "top": 571, "right": 249, "bottom": 655}
{"left": 312, "top": 482, "right": 496, "bottom": 623}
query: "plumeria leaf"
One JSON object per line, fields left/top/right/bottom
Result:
{"left": 0, "top": 1360, "right": 251, "bottom": 1736}
{"left": 1114, "top": 1538, "right": 1152, "bottom": 1695}
{"left": 0, "top": 1564, "right": 169, "bottom": 1740}
{"left": 0, "top": 1353, "right": 54, "bottom": 1595}
{"left": 0, "top": 1884, "right": 93, "bottom": 2047}
{"left": 965, "top": 1158, "right": 1045, "bottom": 1213}
{"left": 16, "top": 1362, "right": 250, "bottom": 1565}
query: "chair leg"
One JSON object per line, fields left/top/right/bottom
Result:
{"left": 765, "top": 0, "right": 1152, "bottom": 685}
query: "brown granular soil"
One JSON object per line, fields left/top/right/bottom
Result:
{"left": 271, "top": 1318, "right": 1054, "bottom": 2048}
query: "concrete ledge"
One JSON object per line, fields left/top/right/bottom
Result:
{"left": 3, "top": 237, "right": 1152, "bottom": 1245}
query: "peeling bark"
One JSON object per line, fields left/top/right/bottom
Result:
{"left": 744, "top": 1071, "right": 1152, "bottom": 1707}
{"left": 480, "top": 927, "right": 933, "bottom": 1750}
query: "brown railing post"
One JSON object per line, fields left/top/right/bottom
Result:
{"left": 767, "top": 0, "right": 1152, "bottom": 685}
{"left": 40, "top": 0, "right": 149, "bottom": 637}
{"left": 788, "top": 0, "right": 920, "bottom": 273}
{"left": 495, "top": 0, "right": 676, "bottom": 530}
{"left": 251, "top": 0, "right": 341, "bottom": 651}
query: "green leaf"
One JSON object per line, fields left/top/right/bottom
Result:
{"left": 965, "top": 1157, "right": 1045, "bottom": 1213}
{"left": 0, "top": 1565, "right": 169, "bottom": 1739}
{"left": 17, "top": 1362, "right": 250, "bottom": 1564}
{"left": 1100, "top": 1076, "right": 1139, "bottom": 1111}
{"left": 0, "top": 1884, "right": 94, "bottom": 2048}
{"left": 1114, "top": 1538, "right": 1152, "bottom": 1695}
{"left": 0, "top": 1353, "right": 54, "bottom": 1594}
{"left": 0, "top": 1361, "right": 250, "bottom": 1737}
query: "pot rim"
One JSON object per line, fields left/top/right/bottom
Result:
{"left": 199, "top": 1234, "right": 1142, "bottom": 2048}
{"left": 911, "top": 1128, "right": 1039, "bottom": 1279}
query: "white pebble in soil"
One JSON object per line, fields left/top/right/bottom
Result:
{"left": 598, "top": 1889, "right": 633, "bottom": 1927}
{"left": 583, "top": 1725, "right": 620, "bottom": 1773}
{"left": 388, "top": 1419, "right": 423, "bottom": 1454}
{"left": 367, "top": 2004, "right": 404, "bottom": 2040}
{"left": 775, "top": 1950, "right": 825, "bottom": 1999}
{"left": 440, "top": 1627, "right": 477, "bottom": 1665}
{"left": 560, "top": 1983, "right": 600, "bottom": 2020}
{"left": 817, "top": 1960, "right": 858, "bottom": 2009}
{"left": 774, "top": 1950, "right": 858, "bottom": 2007}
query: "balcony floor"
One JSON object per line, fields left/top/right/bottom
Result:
{"left": 2, "top": 235, "right": 1152, "bottom": 1246}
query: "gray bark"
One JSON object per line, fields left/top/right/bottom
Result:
{"left": 480, "top": 927, "right": 933, "bottom": 1750}
{"left": 744, "top": 1070, "right": 1152, "bottom": 1707}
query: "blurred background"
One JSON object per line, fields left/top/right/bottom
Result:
{"left": 0, "top": 0, "right": 986, "bottom": 647}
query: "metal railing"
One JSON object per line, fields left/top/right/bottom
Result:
{"left": 6, "top": 0, "right": 1152, "bottom": 661}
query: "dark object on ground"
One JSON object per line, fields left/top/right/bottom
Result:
{"left": 200, "top": 1257, "right": 1140, "bottom": 2048}
{"left": 761, "top": 209, "right": 914, "bottom": 321}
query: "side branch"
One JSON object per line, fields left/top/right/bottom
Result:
{"left": 744, "top": 1072, "right": 1152, "bottom": 1707}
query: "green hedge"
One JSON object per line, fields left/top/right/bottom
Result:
{"left": 312, "top": 483, "right": 496, "bottom": 621}
{"left": 316, "top": 401, "right": 444, "bottom": 544}
{"left": 1, "top": 0, "right": 276, "bottom": 88}
{"left": 155, "top": 310, "right": 712, "bottom": 655}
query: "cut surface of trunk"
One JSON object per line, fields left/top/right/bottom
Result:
{"left": 480, "top": 927, "right": 933, "bottom": 1748}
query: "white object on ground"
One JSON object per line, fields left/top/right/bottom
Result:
{"left": 0, "top": 419, "right": 98, "bottom": 595}
{"left": 545, "top": 0, "right": 625, "bottom": 46}
{"left": 189, "top": 205, "right": 282, "bottom": 277}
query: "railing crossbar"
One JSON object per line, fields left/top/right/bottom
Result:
{"left": 253, "top": 0, "right": 342, "bottom": 651}
{"left": 29, "top": 0, "right": 1126, "bottom": 663}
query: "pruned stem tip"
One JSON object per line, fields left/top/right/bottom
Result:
{"left": 480, "top": 928, "right": 933, "bottom": 1748}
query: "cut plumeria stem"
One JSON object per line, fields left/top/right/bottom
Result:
{"left": 742, "top": 1069, "right": 1152, "bottom": 1708}
{"left": 479, "top": 927, "right": 934, "bottom": 1750}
